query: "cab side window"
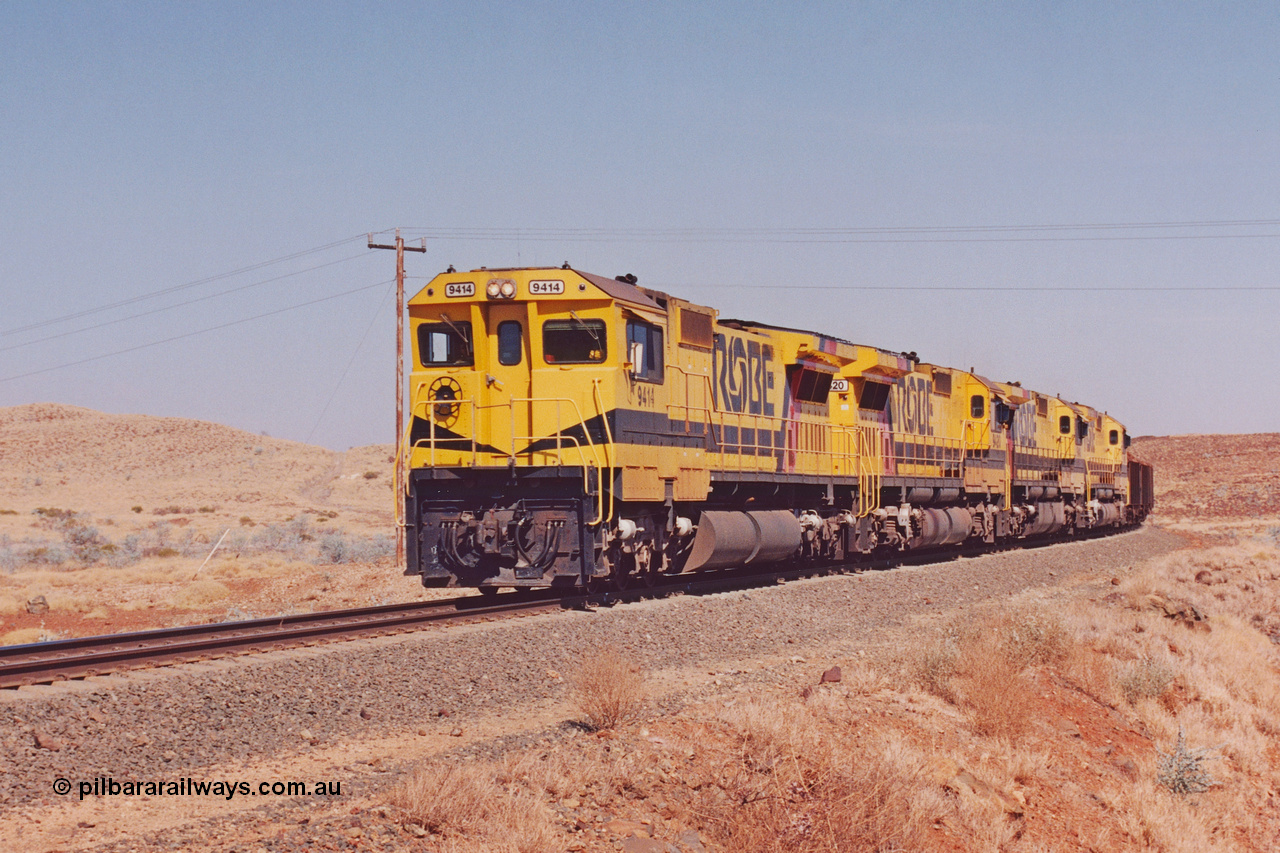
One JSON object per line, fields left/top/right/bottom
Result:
{"left": 625, "top": 320, "right": 664, "bottom": 382}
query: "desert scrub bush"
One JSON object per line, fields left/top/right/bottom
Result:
{"left": 998, "top": 606, "right": 1070, "bottom": 668}
{"left": 362, "top": 470, "right": 379, "bottom": 479}
{"left": 316, "top": 530, "right": 395, "bottom": 564}
{"left": 1157, "top": 728, "right": 1221, "bottom": 795}
{"left": 0, "top": 536, "right": 18, "bottom": 573}
{"left": 1118, "top": 657, "right": 1175, "bottom": 705}
{"left": 389, "top": 761, "right": 555, "bottom": 850}
{"left": 571, "top": 648, "right": 647, "bottom": 731}
{"left": 24, "top": 543, "right": 70, "bottom": 567}
{"left": 27, "top": 508, "right": 112, "bottom": 564}
{"left": 223, "top": 605, "right": 255, "bottom": 622}
{"left": 105, "top": 534, "right": 143, "bottom": 567}
{"left": 249, "top": 517, "right": 315, "bottom": 559}
{"left": 61, "top": 519, "right": 110, "bottom": 563}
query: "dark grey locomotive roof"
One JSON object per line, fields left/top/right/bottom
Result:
{"left": 576, "top": 270, "right": 664, "bottom": 311}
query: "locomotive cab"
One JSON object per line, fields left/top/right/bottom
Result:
{"left": 404, "top": 268, "right": 658, "bottom": 588}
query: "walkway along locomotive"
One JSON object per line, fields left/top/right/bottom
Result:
{"left": 398, "top": 267, "right": 1153, "bottom": 590}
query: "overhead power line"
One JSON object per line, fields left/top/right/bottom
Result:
{"left": 0, "top": 253, "right": 370, "bottom": 354}
{"left": 305, "top": 282, "right": 396, "bottom": 445}
{"left": 1, "top": 233, "right": 371, "bottom": 337}
{"left": 0, "top": 279, "right": 394, "bottom": 384}
{"left": 398, "top": 219, "right": 1280, "bottom": 244}
{"left": 668, "top": 283, "right": 1280, "bottom": 292}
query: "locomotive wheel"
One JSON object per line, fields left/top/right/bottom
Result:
{"left": 611, "top": 552, "right": 641, "bottom": 590}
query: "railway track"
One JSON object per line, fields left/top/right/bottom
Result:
{"left": 0, "top": 592, "right": 567, "bottom": 689}
{"left": 0, "top": 565, "right": 842, "bottom": 689}
{"left": 0, "top": 526, "right": 1134, "bottom": 690}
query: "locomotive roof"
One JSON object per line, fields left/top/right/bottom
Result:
{"left": 717, "top": 318, "right": 857, "bottom": 347}
{"left": 448, "top": 267, "right": 664, "bottom": 311}
{"left": 575, "top": 270, "right": 664, "bottom": 311}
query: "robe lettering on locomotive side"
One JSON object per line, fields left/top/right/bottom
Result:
{"left": 889, "top": 375, "right": 934, "bottom": 436}
{"left": 713, "top": 333, "right": 776, "bottom": 416}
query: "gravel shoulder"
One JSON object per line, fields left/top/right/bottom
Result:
{"left": 0, "top": 526, "right": 1185, "bottom": 852}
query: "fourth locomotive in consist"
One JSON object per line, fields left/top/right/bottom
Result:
{"left": 400, "top": 267, "right": 1154, "bottom": 591}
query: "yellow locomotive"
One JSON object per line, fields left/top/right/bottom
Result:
{"left": 400, "top": 267, "right": 1153, "bottom": 590}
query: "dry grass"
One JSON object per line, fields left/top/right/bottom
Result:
{"left": 1117, "top": 656, "right": 1176, "bottom": 705}
{"left": 0, "top": 589, "right": 25, "bottom": 615}
{"left": 389, "top": 761, "right": 556, "bottom": 853}
{"left": 0, "top": 627, "right": 53, "bottom": 644}
{"left": 169, "top": 579, "right": 231, "bottom": 609}
{"left": 911, "top": 632, "right": 960, "bottom": 704}
{"left": 708, "top": 702, "right": 938, "bottom": 853}
{"left": 957, "top": 632, "right": 1038, "bottom": 740}
{"left": 571, "top": 647, "right": 648, "bottom": 730}
{"left": 908, "top": 604, "right": 1069, "bottom": 740}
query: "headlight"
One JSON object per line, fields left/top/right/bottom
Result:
{"left": 486, "top": 279, "right": 517, "bottom": 299}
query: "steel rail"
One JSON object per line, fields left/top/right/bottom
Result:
{"left": 0, "top": 592, "right": 565, "bottom": 689}
{"left": 0, "top": 524, "right": 1140, "bottom": 690}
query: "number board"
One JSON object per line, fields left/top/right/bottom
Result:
{"left": 528, "top": 280, "right": 565, "bottom": 295}
{"left": 445, "top": 282, "right": 475, "bottom": 298}
{"left": 830, "top": 378, "right": 850, "bottom": 393}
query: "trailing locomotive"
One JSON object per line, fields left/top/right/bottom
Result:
{"left": 399, "top": 267, "right": 1153, "bottom": 591}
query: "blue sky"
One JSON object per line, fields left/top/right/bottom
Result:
{"left": 2, "top": 2, "right": 1278, "bottom": 448}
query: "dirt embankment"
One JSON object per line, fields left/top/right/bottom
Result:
{"left": 1132, "top": 432, "right": 1280, "bottom": 542}
{"left": 0, "top": 403, "right": 410, "bottom": 644}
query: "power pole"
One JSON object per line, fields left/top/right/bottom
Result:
{"left": 368, "top": 229, "right": 426, "bottom": 568}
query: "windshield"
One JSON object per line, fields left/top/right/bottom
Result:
{"left": 543, "top": 319, "right": 606, "bottom": 363}
{"left": 418, "top": 321, "right": 473, "bottom": 366}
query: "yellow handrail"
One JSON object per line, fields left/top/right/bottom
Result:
{"left": 406, "top": 393, "right": 610, "bottom": 524}
{"left": 591, "top": 378, "right": 614, "bottom": 526}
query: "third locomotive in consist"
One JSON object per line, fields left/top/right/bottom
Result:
{"left": 400, "top": 267, "right": 1154, "bottom": 591}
